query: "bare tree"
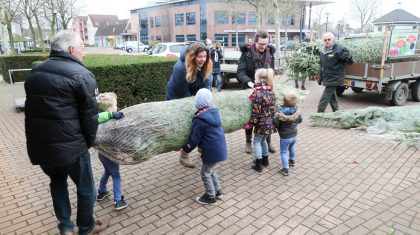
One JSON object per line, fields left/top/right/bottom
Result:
{"left": 3, "top": 0, "right": 22, "bottom": 54}
{"left": 350, "top": 0, "right": 381, "bottom": 32}
{"left": 245, "top": 0, "right": 270, "bottom": 30}
{"left": 43, "top": 0, "right": 57, "bottom": 35}
{"left": 56, "top": 0, "right": 81, "bottom": 30}
{"left": 18, "top": 0, "right": 38, "bottom": 50}
{"left": 160, "top": 1, "right": 173, "bottom": 42}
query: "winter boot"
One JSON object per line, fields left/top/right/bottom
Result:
{"left": 252, "top": 159, "right": 263, "bottom": 172}
{"left": 262, "top": 155, "right": 269, "bottom": 167}
{"left": 180, "top": 151, "right": 195, "bottom": 168}
{"left": 245, "top": 135, "right": 252, "bottom": 153}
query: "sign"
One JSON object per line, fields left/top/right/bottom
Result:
{"left": 388, "top": 25, "right": 418, "bottom": 57}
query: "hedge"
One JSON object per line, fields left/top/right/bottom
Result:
{"left": 0, "top": 54, "right": 176, "bottom": 107}
{"left": 0, "top": 54, "right": 48, "bottom": 83}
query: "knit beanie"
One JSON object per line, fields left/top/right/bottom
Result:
{"left": 195, "top": 88, "right": 212, "bottom": 110}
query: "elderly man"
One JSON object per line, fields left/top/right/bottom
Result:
{"left": 318, "top": 32, "right": 354, "bottom": 112}
{"left": 237, "top": 30, "right": 276, "bottom": 156}
{"left": 25, "top": 30, "right": 109, "bottom": 235}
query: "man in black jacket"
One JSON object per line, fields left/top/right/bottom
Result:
{"left": 25, "top": 30, "right": 108, "bottom": 235}
{"left": 318, "top": 32, "right": 354, "bottom": 112}
{"left": 237, "top": 30, "right": 276, "bottom": 154}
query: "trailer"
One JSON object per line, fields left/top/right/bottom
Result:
{"left": 340, "top": 25, "right": 420, "bottom": 106}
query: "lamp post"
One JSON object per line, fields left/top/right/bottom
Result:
{"left": 337, "top": 24, "right": 340, "bottom": 40}
{"left": 325, "top": 12, "right": 329, "bottom": 33}
{"left": 53, "top": 12, "right": 59, "bottom": 32}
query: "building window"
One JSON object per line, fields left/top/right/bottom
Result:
{"left": 176, "top": 35, "right": 185, "bottom": 42}
{"left": 186, "top": 34, "right": 196, "bottom": 41}
{"left": 232, "top": 34, "right": 245, "bottom": 47}
{"left": 150, "top": 17, "right": 154, "bottom": 28}
{"left": 140, "top": 17, "right": 148, "bottom": 29}
{"left": 162, "top": 15, "right": 169, "bottom": 27}
{"left": 186, "top": 12, "right": 196, "bottom": 25}
{"left": 214, "top": 34, "right": 228, "bottom": 46}
{"left": 248, "top": 13, "right": 256, "bottom": 25}
{"left": 378, "top": 25, "right": 382, "bottom": 31}
{"left": 156, "top": 35, "right": 162, "bottom": 42}
{"left": 175, "top": 13, "right": 184, "bottom": 26}
{"left": 232, "top": 12, "right": 245, "bottom": 25}
{"left": 141, "top": 34, "right": 148, "bottom": 43}
{"left": 215, "top": 11, "right": 228, "bottom": 24}
{"left": 155, "top": 16, "right": 161, "bottom": 27}
{"left": 282, "top": 15, "right": 295, "bottom": 25}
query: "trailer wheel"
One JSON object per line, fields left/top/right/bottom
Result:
{"left": 411, "top": 81, "right": 420, "bottom": 102}
{"left": 336, "top": 86, "right": 346, "bottom": 96}
{"left": 220, "top": 73, "right": 229, "bottom": 89}
{"left": 351, "top": 87, "right": 364, "bottom": 93}
{"left": 390, "top": 82, "right": 409, "bottom": 106}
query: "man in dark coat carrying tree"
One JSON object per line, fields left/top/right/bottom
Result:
{"left": 318, "top": 32, "right": 354, "bottom": 113}
{"left": 25, "top": 30, "right": 109, "bottom": 235}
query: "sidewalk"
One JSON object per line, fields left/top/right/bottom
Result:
{"left": 0, "top": 78, "right": 419, "bottom": 234}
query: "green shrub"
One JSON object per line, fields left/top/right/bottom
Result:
{"left": 0, "top": 54, "right": 49, "bottom": 83}
{"left": 84, "top": 55, "right": 176, "bottom": 107}
{"left": 0, "top": 53, "right": 177, "bottom": 107}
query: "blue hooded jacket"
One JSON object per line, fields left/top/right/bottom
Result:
{"left": 182, "top": 108, "right": 228, "bottom": 164}
{"left": 165, "top": 48, "right": 212, "bottom": 100}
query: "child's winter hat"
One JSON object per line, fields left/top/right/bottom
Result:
{"left": 195, "top": 88, "right": 212, "bottom": 110}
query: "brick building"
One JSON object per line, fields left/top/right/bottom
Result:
{"left": 129, "top": 0, "right": 330, "bottom": 47}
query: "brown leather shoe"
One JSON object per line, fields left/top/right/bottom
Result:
{"left": 88, "top": 218, "right": 110, "bottom": 234}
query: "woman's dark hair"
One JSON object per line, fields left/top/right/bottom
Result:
{"left": 254, "top": 30, "right": 269, "bottom": 43}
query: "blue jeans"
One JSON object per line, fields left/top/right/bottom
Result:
{"left": 98, "top": 152, "right": 122, "bottom": 202}
{"left": 201, "top": 162, "right": 221, "bottom": 198}
{"left": 213, "top": 73, "right": 221, "bottom": 91}
{"left": 208, "top": 74, "right": 214, "bottom": 90}
{"left": 280, "top": 136, "right": 297, "bottom": 169}
{"left": 253, "top": 134, "right": 269, "bottom": 159}
{"left": 40, "top": 152, "right": 96, "bottom": 235}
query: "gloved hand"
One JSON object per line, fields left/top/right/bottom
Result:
{"left": 244, "top": 123, "right": 253, "bottom": 131}
{"left": 111, "top": 111, "right": 124, "bottom": 120}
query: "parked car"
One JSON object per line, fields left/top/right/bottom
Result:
{"left": 147, "top": 42, "right": 188, "bottom": 58}
{"left": 125, "top": 41, "right": 148, "bottom": 53}
{"left": 115, "top": 43, "right": 125, "bottom": 50}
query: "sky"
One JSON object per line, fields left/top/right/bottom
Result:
{"left": 82, "top": 0, "right": 420, "bottom": 27}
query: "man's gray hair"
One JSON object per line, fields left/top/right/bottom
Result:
{"left": 50, "top": 30, "right": 82, "bottom": 51}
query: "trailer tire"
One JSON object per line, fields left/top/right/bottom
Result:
{"left": 220, "top": 73, "right": 229, "bottom": 89}
{"left": 411, "top": 81, "right": 420, "bottom": 102}
{"left": 351, "top": 87, "right": 364, "bottom": 93}
{"left": 390, "top": 82, "right": 409, "bottom": 106}
{"left": 336, "top": 86, "right": 346, "bottom": 96}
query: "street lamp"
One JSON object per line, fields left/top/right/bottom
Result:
{"left": 337, "top": 24, "right": 340, "bottom": 40}
{"left": 53, "top": 12, "right": 59, "bottom": 32}
{"left": 325, "top": 12, "right": 329, "bottom": 33}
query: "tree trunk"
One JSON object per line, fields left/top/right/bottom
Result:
{"left": 28, "top": 19, "right": 37, "bottom": 50}
{"left": 5, "top": 13, "right": 15, "bottom": 54}
{"left": 34, "top": 13, "right": 45, "bottom": 52}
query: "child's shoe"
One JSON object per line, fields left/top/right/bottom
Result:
{"left": 280, "top": 168, "right": 289, "bottom": 176}
{"left": 289, "top": 159, "right": 295, "bottom": 167}
{"left": 97, "top": 191, "right": 110, "bottom": 201}
{"left": 216, "top": 190, "right": 224, "bottom": 200}
{"left": 262, "top": 155, "right": 269, "bottom": 166}
{"left": 252, "top": 159, "right": 263, "bottom": 172}
{"left": 115, "top": 196, "right": 128, "bottom": 210}
{"left": 196, "top": 194, "right": 217, "bottom": 205}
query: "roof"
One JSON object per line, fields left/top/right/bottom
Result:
{"left": 373, "top": 9, "right": 420, "bottom": 24}
{"left": 88, "top": 14, "right": 119, "bottom": 27}
{"left": 74, "top": 16, "right": 88, "bottom": 22}
{"left": 95, "top": 19, "right": 129, "bottom": 37}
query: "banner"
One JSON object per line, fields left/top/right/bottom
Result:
{"left": 388, "top": 25, "right": 418, "bottom": 57}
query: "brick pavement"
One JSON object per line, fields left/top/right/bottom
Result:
{"left": 0, "top": 77, "right": 419, "bottom": 235}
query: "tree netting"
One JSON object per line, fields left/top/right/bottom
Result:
{"left": 310, "top": 106, "right": 420, "bottom": 148}
{"left": 95, "top": 86, "right": 308, "bottom": 164}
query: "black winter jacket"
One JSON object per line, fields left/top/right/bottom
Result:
{"left": 273, "top": 109, "right": 302, "bottom": 139}
{"left": 25, "top": 50, "right": 99, "bottom": 166}
{"left": 237, "top": 43, "right": 276, "bottom": 88}
{"left": 319, "top": 43, "right": 354, "bottom": 86}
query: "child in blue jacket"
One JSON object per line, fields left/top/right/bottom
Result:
{"left": 96, "top": 92, "right": 127, "bottom": 210}
{"left": 180, "top": 88, "right": 228, "bottom": 205}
